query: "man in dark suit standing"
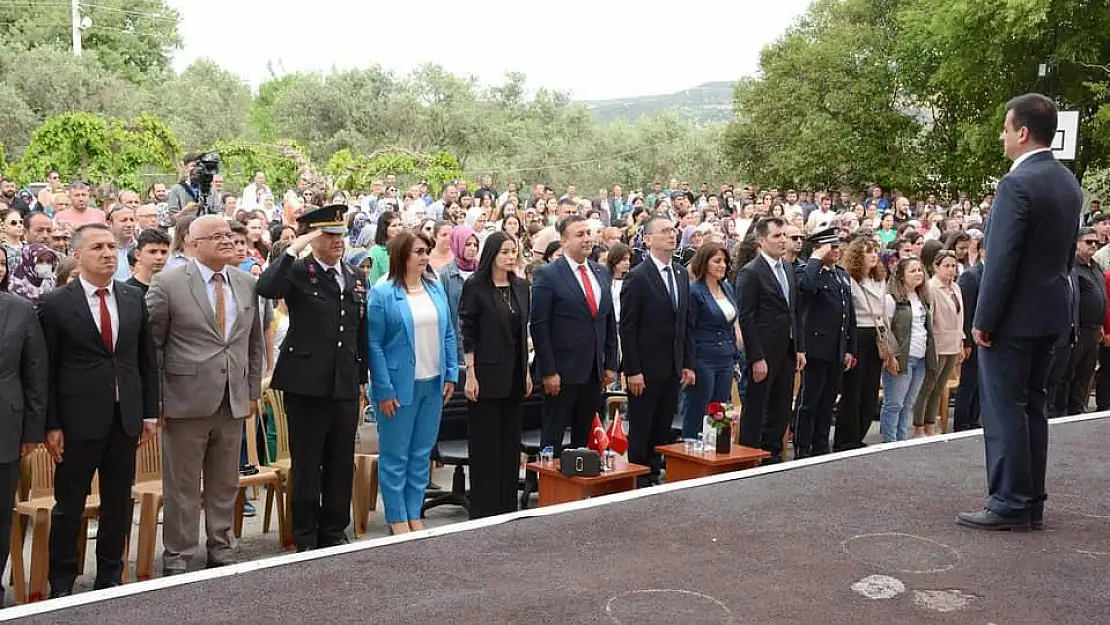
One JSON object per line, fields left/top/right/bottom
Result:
{"left": 530, "top": 214, "right": 618, "bottom": 458}
{"left": 794, "top": 228, "right": 856, "bottom": 458}
{"left": 953, "top": 252, "right": 985, "bottom": 431}
{"left": 0, "top": 288, "right": 47, "bottom": 604}
{"left": 38, "top": 223, "right": 159, "bottom": 596}
{"left": 736, "top": 217, "right": 805, "bottom": 463}
{"left": 620, "top": 214, "right": 695, "bottom": 486}
{"left": 255, "top": 205, "right": 368, "bottom": 552}
{"left": 960, "top": 93, "right": 1083, "bottom": 531}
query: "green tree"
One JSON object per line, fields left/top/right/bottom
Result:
{"left": 154, "top": 59, "right": 252, "bottom": 151}
{"left": 724, "top": 0, "right": 924, "bottom": 191}
{"left": 0, "top": 46, "right": 149, "bottom": 123}
{"left": 15, "top": 112, "right": 182, "bottom": 189}
{"left": 0, "top": 81, "right": 37, "bottom": 159}
{"left": 896, "top": 0, "right": 1110, "bottom": 188}
{"left": 0, "top": 0, "right": 182, "bottom": 83}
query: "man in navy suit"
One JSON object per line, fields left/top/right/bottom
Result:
{"left": 620, "top": 214, "right": 696, "bottom": 486}
{"left": 735, "top": 217, "right": 805, "bottom": 463}
{"left": 959, "top": 93, "right": 1083, "bottom": 531}
{"left": 953, "top": 253, "right": 985, "bottom": 431}
{"left": 794, "top": 228, "right": 856, "bottom": 458}
{"left": 530, "top": 214, "right": 618, "bottom": 458}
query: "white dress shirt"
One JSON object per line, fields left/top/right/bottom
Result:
{"left": 1010, "top": 147, "right": 1053, "bottom": 172}
{"left": 195, "top": 259, "right": 237, "bottom": 338}
{"left": 646, "top": 252, "right": 677, "bottom": 305}
{"left": 563, "top": 255, "right": 601, "bottom": 308}
{"left": 285, "top": 248, "right": 346, "bottom": 291}
{"left": 313, "top": 256, "right": 345, "bottom": 291}
{"left": 79, "top": 276, "right": 119, "bottom": 350}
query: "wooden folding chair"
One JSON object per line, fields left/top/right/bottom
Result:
{"left": 233, "top": 414, "right": 286, "bottom": 545}
{"left": 131, "top": 432, "right": 164, "bottom": 581}
{"left": 9, "top": 447, "right": 102, "bottom": 603}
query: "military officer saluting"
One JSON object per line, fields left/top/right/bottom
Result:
{"left": 793, "top": 227, "right": 857, "bottom": 458}
{"left": 256, "top": 204, "right": 368, "bottom": 552}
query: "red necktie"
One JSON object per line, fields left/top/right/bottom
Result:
{"left": 96, "top": 288, "right": 113, "bottom": 352}
{"left": 578, "top": 265, "right": 598, "bottom": 318}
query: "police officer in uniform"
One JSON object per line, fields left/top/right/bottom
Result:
{"left": 256, "top": 204, "right": 368, "bottom": 551}
{"left": 793, "top": 227, "right": 857, "bottom": 458}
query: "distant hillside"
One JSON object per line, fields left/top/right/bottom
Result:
{"left": 580, "top": 81, "right": 736, "bottom": 124}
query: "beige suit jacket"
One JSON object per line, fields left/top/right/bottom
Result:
{"left": 147, "top": 260, "right": 263, "bottom": 419}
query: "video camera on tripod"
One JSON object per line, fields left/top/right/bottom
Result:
{"left": 188, "top": 152, "right": 222, "bottom": 214}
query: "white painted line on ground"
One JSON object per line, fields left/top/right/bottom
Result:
{"left": 2, "top": 411, "right": 1106, "bottom": 621}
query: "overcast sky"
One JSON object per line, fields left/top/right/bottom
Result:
{"left": 166, "top": 0, "right": 812, "bottom": 100}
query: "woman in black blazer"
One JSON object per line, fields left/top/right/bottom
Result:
{"left": 459, "top": 231, "right": 533, "bottom": 519}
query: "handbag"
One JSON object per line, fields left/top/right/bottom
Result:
{"left": 561, "top": 448, "right": 601, "bottom": 477}
{"left": 858, "top": 278, "right": 899, "bottom": 360}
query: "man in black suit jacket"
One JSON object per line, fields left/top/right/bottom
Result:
{"left": 960, "top": 93, "right": 1083, "bottom": 531}
{"left": 530, "top": 215, "right": 618, "bottom": 457}
{"left": 953, "top": 257, "right": 985, "bottom": 431}
{"left": 0, "top": 291, "right": 47, "bottom": 604}
{"left": 735, "top": 217, "right": 806, "bottom": 463}
{"left": 620, "top": 214, "right": 695, "bottom": 486}
{"left": 38, "top": 223, "right": 159, "bottom": 596}
{"left": 794, "top": 228, "right": 856, "bottom": 458}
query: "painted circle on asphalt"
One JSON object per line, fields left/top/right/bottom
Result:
{"left": 842, "top": 532, "right": 961, "bottom": 574}
{"left": 606, "top": 589, "right": 736, "bottom": 624}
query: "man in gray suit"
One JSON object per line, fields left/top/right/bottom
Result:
{"left": 0, "top": 289, "right": 47, "bottom": 602}
{"left": 147, "top": 215, "right": 264, "bottom": 573}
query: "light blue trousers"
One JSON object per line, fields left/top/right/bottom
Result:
{"left": 376, "top": 377, "right": 443, "bottom": 524}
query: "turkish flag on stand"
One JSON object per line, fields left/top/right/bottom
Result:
{"left": 588, "top": 414, "right": 610, "bottom": 454}
{"left": 606, "top": 412, "right": 629, "bottom": 456}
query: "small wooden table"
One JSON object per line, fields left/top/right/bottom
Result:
{"left": 524, "top": 458, "right": 649, "bottom": 506}
{"left": 655, "top": 443, "right": 771, "bottom": 482}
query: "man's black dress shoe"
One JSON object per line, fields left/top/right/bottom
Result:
{"left": 93, "top": 580, "right": 121, "bottom": 590}
{"left": 205, "top": 559, "right": 235, "bottom": 569}
{"left": 955, "top": 508, "right": 1031, "bottom": 531}
{"left": 162, "top": 568, "right": 186, "bottom": 577}
{"left": 1030, "top": 507, "right": 1044, "bottom": 530}
{"left": 48, "top": 587, "right": 73, "bottom": 599}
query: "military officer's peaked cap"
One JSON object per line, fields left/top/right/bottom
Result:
{"left": 808, "top": 226, "right": 841, "bottom": 246}
{"left": 298, "top": 204, "right": 348, "bottom": 235}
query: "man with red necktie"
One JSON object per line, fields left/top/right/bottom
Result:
{"left": 37, "top": 223, "right": 159, "bottom": 597}
{"left": 530, "top": 214, "right": 619, "bottom": 459}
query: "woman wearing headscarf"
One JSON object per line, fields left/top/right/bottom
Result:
{"left": 8, "top": 243, "right": 58, "bottom": 303}
{"left": 438, "top": 226, "right": 478, "bottom": 366}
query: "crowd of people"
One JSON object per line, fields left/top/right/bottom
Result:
{"left": 0, "top": 104, "right": 1102, "bottom": 598}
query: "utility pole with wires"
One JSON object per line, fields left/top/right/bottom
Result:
{"left": 71, "top": 0, "right": 82, "bottom": 56}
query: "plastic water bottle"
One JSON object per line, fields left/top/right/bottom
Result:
{"left": 683, "top": 438, "right": 696, "bottom": 453}
{"left": 694, "top": 434, "right": 706, "bottom": 453}
{"left": 540, "top": 446, "right": 554, "bottom": 466}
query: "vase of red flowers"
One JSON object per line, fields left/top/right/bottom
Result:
{"left": 705, "top": 402, "right": 739, "bottom": 454}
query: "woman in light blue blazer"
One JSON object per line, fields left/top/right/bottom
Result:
{"left": 367, "top": 230, "right": 458, "bottom": 535}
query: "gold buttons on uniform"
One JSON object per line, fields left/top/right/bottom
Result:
{"left": 339, "top": 326, "right": 344, "bottom": 332}
{"left": 337, "top": 341, "right": 343, "bottom": 347}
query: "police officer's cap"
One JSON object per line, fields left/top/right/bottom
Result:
{"left": 298, "top": 204, "right": 348, "bottom": 235}
{"left": 808, "top": 227, "right": 840, "bottom": 246}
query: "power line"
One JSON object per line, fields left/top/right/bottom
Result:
{"left": 79, "top": 3, "right": 179, "bottom": 23}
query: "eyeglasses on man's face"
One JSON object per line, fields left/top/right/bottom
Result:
{"left": 196, "top": 231, "right": 234, "bottom": 242}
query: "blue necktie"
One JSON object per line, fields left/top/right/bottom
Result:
{"left": 773, "top": 260, "right": 790, "bottom": 301}
{"left": 663, "top": 265, "right": 678, "bottom": 308}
